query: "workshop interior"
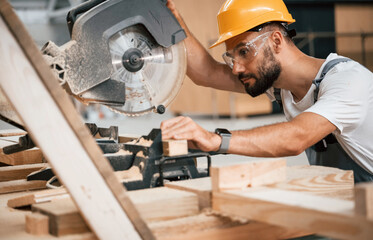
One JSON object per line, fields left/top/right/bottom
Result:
{"left": 0, "top": 0, "right": 372, "bottom": 239}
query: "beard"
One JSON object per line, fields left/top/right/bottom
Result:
{"left": 238, "top": 46, "right": 281, "bottom": 97}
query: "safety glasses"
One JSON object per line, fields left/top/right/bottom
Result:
{"left": 222, "top": 31, "right": 273, "bottom": 69}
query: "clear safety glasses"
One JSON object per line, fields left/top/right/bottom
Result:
{"left": 222, "top": 31, "right": 273, "bottom": 69}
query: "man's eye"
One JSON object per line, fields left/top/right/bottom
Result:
{"left": 238, "top": 48, "right": 249, "bottom": 57}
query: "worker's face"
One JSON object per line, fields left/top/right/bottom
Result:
{"left": 225, "top": 32, "right": 281, "bottom": 97}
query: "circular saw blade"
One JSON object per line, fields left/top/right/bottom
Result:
{"left": 106, "top": 25, "right": 186, "bottom": 116}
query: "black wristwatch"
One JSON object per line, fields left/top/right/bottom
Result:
{"left": 215, "top": 128, "right": 231, "bottom": 154}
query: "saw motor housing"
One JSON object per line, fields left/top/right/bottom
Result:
{"left": 42, "top": 0, "right": 187, "bottom": 115}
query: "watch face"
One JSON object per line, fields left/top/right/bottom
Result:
{"left": 215, "top": 128, "right": 231, "bottom": 135}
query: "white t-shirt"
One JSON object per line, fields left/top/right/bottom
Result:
{"left": 266, "top": 53, "right": 373, "bottom": 174}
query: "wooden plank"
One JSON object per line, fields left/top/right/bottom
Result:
{"left": 0, "top": 137, "right": 43, "bottom": 165}
{"left": 32, "top": 187, "right": 199, "bottom": 236}
{"left": 0, "top": 129, "right": 26, "bottom": 137}
{"left": 118, "top": 134, "right": 141, "bottom": 143}
{"left": 269, "top": 165, "right": 354, "bottom": 200}
{"left": 211, "top": 159, "right": 286, "bottom": 192}
{"left": 0, "top": 179, "right": 46, "bottom": 194}
{"left": 128, "top": 187, "right": 199, "bottom": 221}
{"left": 0, "top": 1, "right": 152, "bottom": 239}
{"left": 213, "top": 188, "right": 373, "bottom": 240}
{"left": 32, "top": 199, "right": 91, "bottom": 236}
{"left": 355, "top": 182, "right": 373, "bottom": 220}
{"left": 166, "top": 165, "right": 354, "bottom": 209}
{"left": 149, "top": 213, "right": 312, "bottom": 240}
{"left": 165, "top": 177, "right": 212, "bottom": 209}
{"left": 25, "top": 212, "right": 49, "bottom": 235}
{"left": 162, "top": 139, "right": 188, "bottom": 156}
{"left": 7, "top": 188, "right": 69, "bottom": 208}
{"left": 0, "top": 163, "right": 47, "bottom": 182}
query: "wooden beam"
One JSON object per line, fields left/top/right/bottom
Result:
{"left": 162, "top": 140, "right": 188, "bottom": 156}
{"left": 355, "top": 182, "right": 373, "bottom": 220}
{"left": 211, "top": 159, "right": 286, "bottom": 192}
{"left": 0, "top": 163, "right": 47, "bottom": 182}
{"left": 0, "top": 129, "right": 26, "bottom": 137}
{"left": 31, "top": 187, "right": 199, "bottom": 236}
{"left": 269, "top": 165, "right": 354, "bottom": 200}
{"left": 0, "top": 1, "right": 152, "bottom": 239}
{"left": 7, "top": 188, "right": 69, "bottom": 208}
{"left": 165, "top": 177, "right": 212, "bottom": 209}
{"left": 213, "top": 188, "right": 373, "bottom": 240}
{"left": 149, "top": 213, "right": 312, "bottom": 240}
{"left": 0, "top": 137, "right": 43, "bottom": 166}
{"left": 25, "top": 212, "right": 49, "bottom": 235}
{"left": 128, "top": 187, "right": 199, "bottom": 221}
{"left": 0, "top": 179, "right": 46, "bottom": 194}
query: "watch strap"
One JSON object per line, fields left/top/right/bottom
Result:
{"left": 215, "top": 128, "right": 231, "bottom": 154}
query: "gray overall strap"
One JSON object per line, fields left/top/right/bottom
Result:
{"left": 273, "top": 57, "right": 352, "bottom": 107}
{"left": 312, "top": 57, "right": 351, "bottom": 102}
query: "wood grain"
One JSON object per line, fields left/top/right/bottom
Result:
{"left": 0, "top": 163, "right": 47, "bottom": 182}
{"left": 0, "top": 137, "right": 43, "bottom": 166}
{"left": 355, "top": 182, "right": 373, "bottom": 220}
{"left": 7, "top": 188, "right": 69, "bottom": 208}
{"left": 165, "top": 177, "right": 212, "bottom": 209}
{"left": 162, "top": 139, "right": 188, "bottom": 156}
{"left": 31, "top": 187, "right": 199, "bottom": 236}
{"left": 211, "top": 159, "right": 287, "bottom": 192}
{"left": 0, "top": 179, "right": 46, "bottom": 194}
{"left": 213, "top": 188, "right": 373, "bottom": 240}
{"left": 25, "top": 212, "right": 49, "bottom": 235}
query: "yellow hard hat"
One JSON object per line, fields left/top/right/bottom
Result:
{"left": 210, "top": 0, "right": 295, "bottom": 48}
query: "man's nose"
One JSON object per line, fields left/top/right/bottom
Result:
{"left": 232, "top": 61, "right": 246, "bottom": 75}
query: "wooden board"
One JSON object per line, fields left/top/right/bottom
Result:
{"left": 0, "top": 163, "right": 47, "bottom": 182}
{"left": 0, "top": 1, "right": 152, "bottom": 239}
{"left": 162, "top": 139, "right": 188, "bottom": 156}
{"left": 0, "top": 129, "right": 26, "bottom": 137}
{"left": 0, "top": 179, "right": 46, "bottom": 194}
{"left": 211, "top": 159, "right": 286, "bottom": 191}
{"left": 7, "top": 188, "right": 69, "bottom": 208}
{"left": 213, "top": 188, "right": 373, "bottom": 240}
{"left": 269, "top": 165, "right": 354, "bottom": 200}
{"left": 165, "top": 177, "right": 212, "bottom": 209}
{"left": 31, "top": 187, "right": 199, "bottom": 236}
{"left": 355, "top": 182, "right": 373, "bottom": 220}
{"left": 25, "top": 212, "right": 49, "bottom": 235}
{"left": 128, "top": 187, "right": 199, "bottom": 221}
{"left": 0, "top": 137, "right": 43, "bottom": 166}
{"left": 149, "top": 213, "right": 312, "bottom": 240}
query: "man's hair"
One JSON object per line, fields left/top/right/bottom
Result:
{"left": 251, "top": 22, "right": 296, "bottom": 44}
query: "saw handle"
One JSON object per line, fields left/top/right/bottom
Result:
{"left": 67, "top": 0, "right": 107, "bottom": 36}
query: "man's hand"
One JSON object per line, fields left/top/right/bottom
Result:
{"left": 160, "top": 116, "right": 221, "bottom": 152}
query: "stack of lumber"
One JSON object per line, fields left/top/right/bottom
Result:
{"left": 2, "top": 157, "right": 370, "bottom": 240}
{"left": 0, "top": 132, "right": 47, "bottom": 194}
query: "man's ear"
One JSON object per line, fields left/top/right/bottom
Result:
{"left": 271, "top": 31, "right": 284, "bottom": 53}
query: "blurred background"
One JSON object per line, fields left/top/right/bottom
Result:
{"left": 2, "top": 0, "right": 373, "bottom": 166}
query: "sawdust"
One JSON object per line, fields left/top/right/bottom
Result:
{"left": 149, "top": 210, "right": 251, "bottom": 237}
{"left": 126, "top": 137, "right": 153, "bottom": 146}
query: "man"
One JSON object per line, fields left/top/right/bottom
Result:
{"left": 161, "top": 0, "right": 373, "bottom": 182}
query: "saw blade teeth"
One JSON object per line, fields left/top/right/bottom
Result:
{"left": 107, "top": 25, "right": 186, "bottom": 116}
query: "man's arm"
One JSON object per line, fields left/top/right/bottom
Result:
{"left": 167, "top": 0, "right": 244, "bottom": 93}
{"left": 160, "top": 112, "right": 337, "bottom": 157}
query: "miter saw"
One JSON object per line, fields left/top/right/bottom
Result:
{"left": 0, "top": 0, "right": 213, "bottom": 190}
{"left": 42, "top": 0, "right": 187, "bottom": 116}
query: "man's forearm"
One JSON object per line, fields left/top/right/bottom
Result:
{"left": 228, "top": 122, "right": 307, "bottom": 157}
{"left": 167, "top": 1, "right": 244, "bottom": 93}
